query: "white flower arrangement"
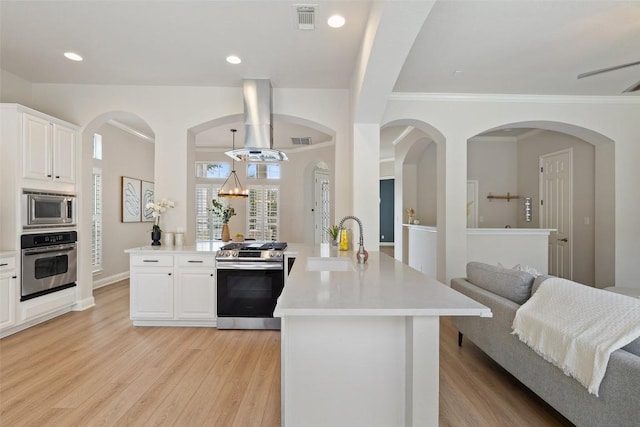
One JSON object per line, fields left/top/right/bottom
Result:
{"left": 146, "top": 198, "right": 175, "bottom": 231}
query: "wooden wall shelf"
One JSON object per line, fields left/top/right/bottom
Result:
{"left": 487, "top": 192, "right": 520, "bottom": 202}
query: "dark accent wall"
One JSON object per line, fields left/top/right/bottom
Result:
{"left": 380, "top": 179, "right": 394, "bottom": 242}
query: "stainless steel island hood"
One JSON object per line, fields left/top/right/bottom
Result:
{"left": 225, "top": 79, "right": 288, "bottom": 162}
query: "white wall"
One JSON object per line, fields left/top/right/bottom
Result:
{"left": 383, "top": 94, "right": 640, "bottom": 288}
{"left": 95, "top": 123, "right": 154, "bottom": 285}
{"left": 379, "top": 160, "right": 394, "bottom": 177}
{"left": 0, "top": 69, "right": 32, "bottom": 104}
{"left": 416, "top": 142, "right": 437, "bottom": 226}
{"left": 468, "top": 140, "right": 518, "bottom": 228}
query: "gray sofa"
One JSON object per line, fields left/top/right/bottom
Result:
{"left": 451, "top": 262, "right": 640, "bottom": 427}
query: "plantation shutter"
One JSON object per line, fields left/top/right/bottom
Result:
{"left": 195, "top": 184, "right": 224, "bottom": 240}
{"left": 92, "top": 169, "right": 102, "bottom": 270}
{"left": 248, "top": 185, "right": 279, "bottom": 240}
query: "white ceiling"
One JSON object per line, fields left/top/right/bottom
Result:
{"left": 2, "top": 0, "right": 639, "bottom": 156}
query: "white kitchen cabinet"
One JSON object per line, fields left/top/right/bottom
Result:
{"left": 129, "top": 253, "right": 216, "bottom": 326}
{"left": 22, "top": 112, "right": 77, "bottom": 185}
{"left": 130, "top": 255, "right": 174, "bottom": 320}
{"left": 0, "top": 254, "right": 17, "bottom": 332}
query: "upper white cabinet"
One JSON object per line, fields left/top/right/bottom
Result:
{"left": 22, "top": 113, "right": 77, "bottom": 185}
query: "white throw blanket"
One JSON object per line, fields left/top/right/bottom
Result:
{"left": 512, "top": 278, "right": 640, "bottom": 396}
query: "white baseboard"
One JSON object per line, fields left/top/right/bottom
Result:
{"left": 379, "top": 242, "right": 395, "bottom": 246}
{"left": 73, "top": 296, "right": 96, "bottom": 311}
{"left": 93, "top": 271, "right": 129, "bottom": 289}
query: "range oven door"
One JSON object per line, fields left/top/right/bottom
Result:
{"left": 21, "top": 243, "right": 77, "bottom": 301}
{"left": 216, "top": 262, "right": 284, "bottom": 330}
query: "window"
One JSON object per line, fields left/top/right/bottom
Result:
{"left": 92, "top": 168, "right": 102, "bottom": 271}
{"left": 247, "top": 163, "right": 280, "bottom": 179}
{"left": 247, "top": 185, "right": 280, "bottom": 240}
{"left": 93, "top": 133, "right": 102, "bottom": 160}
{"left": 196, "top": 184, "right": 226, "bottom": 240}
{"left": 196, "top": 162, "right": 230, "bottom": 179}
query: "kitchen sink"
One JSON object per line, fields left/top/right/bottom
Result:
{"left": 306, "top": 256, "right": 355, "bottom": 272}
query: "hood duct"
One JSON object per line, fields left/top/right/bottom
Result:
{"left": 225, "top": 79, "right": 288, "bottom": 162}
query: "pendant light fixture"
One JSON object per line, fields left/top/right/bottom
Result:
{"left": 218, "top": 129, "right": 249, "bottom": 198}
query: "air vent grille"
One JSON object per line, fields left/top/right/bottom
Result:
{"left": 291, "top": 137, "right": 312, "bottom": 145}
{"left": 296, "top": 5, "right": 316, "bottom": 30}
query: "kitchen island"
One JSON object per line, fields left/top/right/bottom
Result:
{"left": 274, "top": 246, "right": 491, "bottom": 427}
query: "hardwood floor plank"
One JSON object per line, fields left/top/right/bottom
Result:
{"left": 0, "top": 279, "right": 574, "bottom": 426}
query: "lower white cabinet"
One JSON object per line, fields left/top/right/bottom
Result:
{"left": 0, "top": 255, "right": 17, "bottom": 332}
{"left": 129, "top": 254, "right": 216, "bottom": 326}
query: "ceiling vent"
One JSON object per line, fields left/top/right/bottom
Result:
{"left": 294, "top": 5, "right": 316, "bottom": 30}
{"left": 291, "top": 137, "right": 312, "bottom": 145}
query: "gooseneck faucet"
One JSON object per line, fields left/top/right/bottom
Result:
{"left": 338, "top": 215, "right": 368, "bottom": 264}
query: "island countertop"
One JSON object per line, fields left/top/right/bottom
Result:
{"left": 274, "top": 245, "right": 492, "bottom": 318}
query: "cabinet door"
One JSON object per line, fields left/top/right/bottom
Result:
{"left": 52, "top": 124, "right": 76, "bottom": 183}
{"left": 22, "top": 114, "right": 52, "bottom": 181}
{"left": 175, "top": 268, "right": 215, "bottom": 319}
{"left": 130, "top": 269, "right": 174, "bottom": 319}
{"left": 0, "top": 275, "right": 16, "bottom": 331}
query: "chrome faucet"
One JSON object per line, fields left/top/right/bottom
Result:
{"left": 338, "top": 215, "right": 368, "bottom": 264}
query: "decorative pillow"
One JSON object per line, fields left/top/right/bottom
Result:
{"left": 467, "top": 262, "right": 535, "bottom": 304}
{"left": 497, "top": 262, "right": 541, "bottom": 278}
{"left": 531, "top": 274, "right": 554, "bottom": 295}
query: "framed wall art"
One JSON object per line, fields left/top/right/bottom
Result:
{"left": 121, "top": 176, "right": 141, "bottom": 223}
{"left": 141, "top": 180, "right": 155, "bottom": 222}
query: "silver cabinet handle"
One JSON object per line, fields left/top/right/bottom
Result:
{"left": 187, "top": 260, "right": 204, "bottom": 263}
{"left": 557, "top": 238, "right": 568, "bottom": 242}
{"left": 143, "top": 260, "right": 159, "bottom": 263}
{"left": 0, "top": 263, "right": 8, "bottom": 267}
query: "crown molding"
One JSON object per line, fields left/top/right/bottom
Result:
{"left": 388, "top": 92, "right": 640, "bottom": 104}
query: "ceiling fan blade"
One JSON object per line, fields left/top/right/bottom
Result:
{"left": 623, "top": 79, "right": 640, "bottom": 93}
{"left": 577, "top": 60, "right": 640, "bottom": 79}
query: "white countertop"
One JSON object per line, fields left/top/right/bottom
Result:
{"left": 125, "top": 241, "right": 227, "bottom": 254}
{"left": 274, "top": 245, "right": 492, "bottom": 318}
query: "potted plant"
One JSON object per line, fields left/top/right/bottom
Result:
{"left": 327, "top": 225, "right": 340, "bottom": 246}
{"left": 145, "top": 198, "right": 175, "bottom": 245}
{"left": 209, "top": 200, "right": 236, "bottom": 242}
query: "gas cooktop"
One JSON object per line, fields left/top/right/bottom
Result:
{"left": 219, "top": 242, "right": 287, "bottom": 251}
{"left": 216, "top": 242, "right": 287, "bottom": 262}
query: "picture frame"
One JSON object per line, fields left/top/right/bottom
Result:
{"left": 141, "top": 180, "right": 155, "bottom": 222}
{"left": 121, "top": 176, "right": 141, "bottom": 223}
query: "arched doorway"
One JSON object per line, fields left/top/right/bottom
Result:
{"left": 468, "top": 121, "right": 614, "bottom": 287}
{"left": 79, "top": 112, "right": 155, "bottom": 299}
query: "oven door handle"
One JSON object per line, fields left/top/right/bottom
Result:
{"left": 217, "top": 262, "right": 283, "bottom": 270}
{"left": 23, "top": 246, "right": 76, "bottom": 256}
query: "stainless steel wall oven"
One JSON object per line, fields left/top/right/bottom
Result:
{"left": 215, "top": 242, "right": 286, "bottom": 330}
{"left": 21, "top": 231, "right": 77, "bottom": 301}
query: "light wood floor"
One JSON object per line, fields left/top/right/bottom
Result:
{"left": 0, "top": 280, "right": 573, "bottom": 426}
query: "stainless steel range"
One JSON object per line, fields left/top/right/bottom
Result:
{"left": 215, "top": 242, "right": 287, "bottom": 330}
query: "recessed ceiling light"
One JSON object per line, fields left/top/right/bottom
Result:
{"left": 64, "top": 52, "right": 83, "bottom": 61}
{"left": 327, "top": 15, "right": 345, "bottom": 28}
{"left": 226, "top": 55, "right": 242, "bottom": 65}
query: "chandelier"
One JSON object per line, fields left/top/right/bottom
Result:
{"left": 218, "top": 129, "right": 248, "bottom": 198}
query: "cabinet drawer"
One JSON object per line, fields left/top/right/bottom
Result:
{"left": 131, "top": 254, "right": 174, "bottom": 267}
{"left": 177, "top": 255, "right": 215, "bottom": 268}
{"left": 0, "top": 256, "right": 16, "bottom": 273}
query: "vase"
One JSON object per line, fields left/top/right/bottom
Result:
{"left": 221, "top": 223, "right": 231, "bottom": 242}
{"left": 151, "top": 230, "right": 162, "bottom": 246}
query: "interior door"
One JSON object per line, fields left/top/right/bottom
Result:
{"left": 540, "top": 149, "right": 572, "bottom": 279}
{"left": 313, "top": 170, "right": 330, "bottom": 245}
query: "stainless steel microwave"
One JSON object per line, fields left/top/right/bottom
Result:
{"left": 22, "top": 190, "right": 76, "bottom": 228}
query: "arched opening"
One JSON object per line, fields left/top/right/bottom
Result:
{"left": 188, "top": 114, "right": 335, "bottom": 244}
{"left": 467, "top": 121, "right": 614, "bottom": 287}
{"left": 381, "top": 119, "right": 446, "bottom": 281}
{"left": 79, "top": 112, "right": 155, "bottom": 300}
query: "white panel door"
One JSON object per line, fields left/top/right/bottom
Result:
{"left": 540, "top": 149, "right": 572, "bottom": 279}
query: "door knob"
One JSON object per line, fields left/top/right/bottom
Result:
{"left": 557, "top": 238, "right": 568, "bottom": 242}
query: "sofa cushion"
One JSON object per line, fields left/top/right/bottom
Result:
{"left": 532, "top": 274, "right": 554, "bottom": 295}
{"left": 466, "top": 261, "right": 535, "bottom": 304}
